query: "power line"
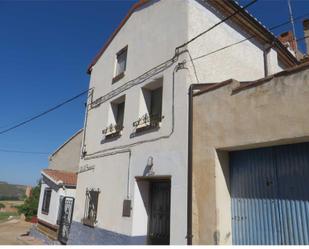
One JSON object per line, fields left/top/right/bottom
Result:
{"left": 296, "top": 35, "right": 309, "bottom": 42}
{"left": 269, "top": 11, "right": 309, "bottom": 31}
{"left": 0, "top": 89, "right": 89, "bottom": 136}
{"left": 0, "top": 0, "right": 259, "bottom": 137}
{"left": 0, "top": 148, "right": 49, "bottom": 155}
{"left": 175, "top": 0, "right": 258, "bottom": 52}
{"left": 192, "top": 12, "right": 309, "bottom": 62}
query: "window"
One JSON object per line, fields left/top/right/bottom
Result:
{"left": 133, "top": 80, "right": 163, "bottom": 133}
{"left": 42, "top": 189, "right": 52, "bottom": 214}
{"left": 149, "top": 87, "right": 163, "bottom": 122}
{"left": 103, "top": 96, "right": 125, "bottom": 139}
{"left": 83, "top": 189, "right": 100, "bottom": 227}
{"left": 113, "top": 46, "right": 127, "bottom": 83}
{"left": 115, "top": 101, "right": 125, "bottom": 129}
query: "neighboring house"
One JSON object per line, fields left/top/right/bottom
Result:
{"left": 68, "top": 0, "right": 297, "bottom": 245}
{"left": 191, "top": 62, "right": 309, "bottom": 245}
{"left": 36, "top": 129, "right": 82, "bottom": 244}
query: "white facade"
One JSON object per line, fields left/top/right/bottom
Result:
{"left": 72, "top": 0, "right": 294, "bottom": 245}
{"left": 37, "top": 130, "right": 82, "bottom": 229}
{"left": 38, "top": 181, "right": 75, "bottom": 226}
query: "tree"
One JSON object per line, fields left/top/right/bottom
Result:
{"left": 16, "top": 181, "right": 41, "bottom": 220}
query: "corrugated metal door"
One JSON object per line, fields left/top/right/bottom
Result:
{"left": 231, "top": 142, "right": 309, "bottom": 245}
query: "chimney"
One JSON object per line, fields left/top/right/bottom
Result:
{"left": 278, "top": 31, "right": 297, "bottom": 55}
{"left": 303, "top": 19, "right": 309, "bottom": 55}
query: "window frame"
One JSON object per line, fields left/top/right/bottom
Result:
{"left": 112, "top": 46, "right": 128, "bottom": 84}
{"left": 149, "top": 86, "right": 163, "bottom": 122}
{"left": 133, "top": 83, "right": 164, "bottom": 133}
{"left": 41, "top": 188, "right": 52, "bottom": 215}
{"left": 103, "top": 96, "right": 126, "bottom": 139}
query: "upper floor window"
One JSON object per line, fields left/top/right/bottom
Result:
{"left": 103, "top": 95, "right": 126, "bottom": 139}
{"left": 113, "top": 46, "right": 127, "bottom": 83}
{"left": 115, "top": 101, "right": 125, "bottom": 129}
{"left": 133, "top": 78, "right": 164, "bottom": 133}
{"left": 42, "top": 188, "right": 52, "bottom": 214}
{"left": 149, "top": 87, "right": 163, "bottom": 122}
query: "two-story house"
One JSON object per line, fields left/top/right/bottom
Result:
{"left": 68, "top": 0, "right": 297, "bottom": 245}
{"left": 35, "top": 129, "right": 83, "bottom": 244}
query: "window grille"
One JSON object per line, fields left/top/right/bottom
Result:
{"left": 83, "top": 188, "right": 100, "bottom": 227}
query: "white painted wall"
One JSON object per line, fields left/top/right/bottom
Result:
{"left": 73, "top": 0, "right": 288, "bottom": 245}
{"left": 38, "top": 180, "right": 76, "bottom": 226}
{"left": 186, "top": 0, "right": 285, "bottom": 84}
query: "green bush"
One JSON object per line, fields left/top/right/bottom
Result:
{"left": 0, "top": 203, "right": 5, "bottom": 209}
{"left": 16, "top": 181, "right": 41, "bottom": 220}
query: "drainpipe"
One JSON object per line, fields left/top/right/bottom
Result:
{"left": 263, "top": 44, "right": 271, "bottom": 77}
{"left": 187, "top": 84, "right": 194, "bottom": 245}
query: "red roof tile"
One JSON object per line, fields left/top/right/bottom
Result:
{"left": 42, "top": 169, "right": 77, "bottom": 186}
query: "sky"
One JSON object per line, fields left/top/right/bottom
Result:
{"left": 0, "top": 0, "right": 308, "bottom": 186}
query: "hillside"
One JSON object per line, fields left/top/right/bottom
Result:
{"left": 0, "top": 182, "right": 27, "bottom": 200}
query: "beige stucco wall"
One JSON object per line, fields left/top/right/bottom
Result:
{"left": 48, "top": 129, "right": 83, "bottom": 172}
{"left": 192, "top": 67, "right": 309, "bottom": 244}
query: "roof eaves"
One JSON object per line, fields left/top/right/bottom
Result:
{"left": 41, "top": 170, "right": 63, "bottom": 186}
{"left": 228, "top": 0, "right": 298, "bottom": 66}
{"left": 193, "top": 61, "right": 309, "bottom": 97}
{"left": 87, "top": 0, "right": 150, "bottom": 74}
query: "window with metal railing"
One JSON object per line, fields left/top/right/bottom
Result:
{"left": 103, "top": 96, "right": 126, "bottom": 139}
{"left": 134, "top": 84, "right": 163, "bottom": 133}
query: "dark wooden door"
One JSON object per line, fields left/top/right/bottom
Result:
{"left": 148, "top": 181, "right": 171, "bottom": 245}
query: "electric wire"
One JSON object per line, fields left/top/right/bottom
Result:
{"left": 1, "top": 0, "right": 303, "bottom": 155}
{"left": 0, "top": 0, "right": 258, "bottom": 138}
{"left": 192, "top": 12, "right": 309, "bottom": 62}
{"left": 0, "top": 148, "right": 49, "bottom": 155}
{"left": 0, "top": 89, "right": 89, "bottom": 136}
{"left": 175, "top": 0, "right": 258, "bottom": 52}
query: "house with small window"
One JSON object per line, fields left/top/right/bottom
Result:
{"left": 68, "top": 0, "right": 298, "bottom": 245}
{"left": 35, "top": 129, "right": 83, "bottom": 244}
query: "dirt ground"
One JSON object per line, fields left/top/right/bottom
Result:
{"left": 0, "top": 200, "right": 23, "bottom": 213}
{"left": 0, "top": 219, "right": 43, "bottom": 245}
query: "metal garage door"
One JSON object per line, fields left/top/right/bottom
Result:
{"left": 230, "top": 142, "right": 309, "bottom": 245}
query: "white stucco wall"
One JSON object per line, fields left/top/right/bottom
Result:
{"left": 73, "top": 0, "right": 288, "bottom": 245}
{"left": 38, "top": 180, "right": 76, "bottom": 226}
{"left": 186, "top": 0, "right": 285, "bottom": 83}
